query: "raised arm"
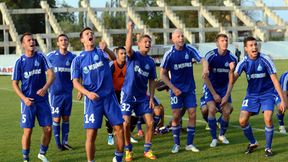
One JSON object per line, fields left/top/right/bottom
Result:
{"left": 126, "top": 21, "right": 134, "bottom": 58}
{"left": 99, "top": 40, "right": 116, "bottom": 61}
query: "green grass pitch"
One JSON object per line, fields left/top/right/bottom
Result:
{"left": 1, "top": 59, "right": 288, "bottom": 161}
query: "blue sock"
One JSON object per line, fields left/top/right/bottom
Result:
{"left": 125, "top": 143, "right": 133, "bottom": 151}
{"left": 62, "top": 121, "right": 69, "bottom": 145}
{"left": 39, "top": 144, "right": 48, "bottom": 155}
{"left": 219, "top": 117, "right": 229, "bottom": 136}
{"left": 186, "top": 127, "right": 195, "bottom": 145}
{"left": 115, "top": 151, "right": 123, "bottom": 162}
{"left": 172, "top": 125, "right": 181, "bottom": 145}
{"left": 153, "top": 115, "right": 161, "bottom": 130}
{"left": 242, "top": 124, "right": 256, "bottom": 144}
{"left": 265, "top": 126, "right": 274, "bottom": 149}
{"left": 208, "top": 118, "right": 217, "bottom": 139}
{"left": 22, "top": 149, "right": 30, "bottom": 161}
{"left": 137, "top": 118, "right": 142, "bottom": 131}
{"left": 52, "top": 121, "right": 61, "bottom": 146}
{"left": 144, "top": 143, "right": 152, "bottom": 152}
{"left": 277, "top": 113, "right": 284, "bottom": 126}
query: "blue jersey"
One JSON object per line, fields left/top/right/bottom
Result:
{"left": 279, "top": 71, "right": 288, "bottom": 92}
{"left": 71, "top": 48, "right": 114, "bottom": 97}
{"left": 235, "top": 53, "right": 276, "bottom": 96}
{"left": 121, "top": 51, "right": 157, "bottom": 102}
{"left": 12, "top": 52, "right": 52, "bottom": 102}
{"left": 206, "top": 49, "right": 237, "bottom": 88}
{"left": 160, "top": 44, "right": 202, "bottom": 92}
{"left": 47, "top": 50, "right": 76, "bottom": 95}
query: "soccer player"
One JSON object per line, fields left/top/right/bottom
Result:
{"left": 121, "top": 21, "right": 157, "bottom": 161}
{"left": 203, "top": 34, "right": 237, "bottom": 147}
{"left": 160, "top": 29, "right": 209, "bottom": 153}
{"left": 12, "top": 32, "right": 55, "bottom": 162}
{"left": 274, "top": 71, "right": 288, "bottom": 133}
{"left": 234, "top": 36, "right": 286, "bottom": 157}
{"left": 71, "top": 27, "right": 124, "bottom": 162}
{"left": 47, "top": 34, "right": 76, "bottom": 151}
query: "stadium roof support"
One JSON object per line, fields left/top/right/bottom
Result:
{"left": 119, "top": 0, "right": 155, "bottom": 44}
{"left": 81, "top": 0, "right": 113, "bottom": 47}
{"left": 191, "top": 0, "right": 229, "bottom": 43}
{"left": 0, "top": 3, "right": 23, "bottom": 54}
{"left": 224, "top": 0, "right": 267, "bottom": 41}
{"left": 156, "top": 0, "right": 195, "bottom": 44}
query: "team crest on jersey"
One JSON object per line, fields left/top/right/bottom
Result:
{"left": 83, "top": 67, "right": 89, "bottom": 74}
{"left": 185, "top": 53, "right": 189, "bottom": 60}
{"left": 145, "top": 64, "right": 150, "bottom": 70}
{"left": 34, "top": 60, "right": 40, "bottom": 66}
{"left": 257, "top": 64, "right": 263, "bottom": 71}
{"left": 93, "top": 54, "right": 99, "bottom": 61}
{"left": 225, "top": 62, "right": 229, "bottom": 67}
{"left": 66, "top": 60, "right": 70, "bottom": 66}
{"left": 22, "top": 58, "right": 25, "bottom": 61}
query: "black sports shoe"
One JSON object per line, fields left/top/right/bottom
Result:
{"left": 63, "top": 144, "right": 73, "bottom": 150}
{"left": 245, "top": 142, "right": 259, "bottom": 154}
{"left": 265, "top": 148, "right": 273, "bottom": 157}
{"left": 56, "top": 144, "right": 64, "bottom": 151}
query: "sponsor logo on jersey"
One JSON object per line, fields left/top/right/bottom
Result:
{"left": 213, "top": 68, "right": 229, "bottom": 73}
{"left": 24, "top": 69, "right": 42, "bottom": 79}
{"left": 54, "top": 67, "right": 71, "bottom": 73}
{"left": 83, "top": 61, "right": 104, "bottom": 74}
{"left": 173, "top": 62, "right": 192, "bottom": 70}
{"left": 134, "top": 65, "right": 149, "bottom": 77}
{"left": 246, "top": 73, "right": 266, "bottom": 80}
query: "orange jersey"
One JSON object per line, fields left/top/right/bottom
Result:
{"left": 112, "top": 61, "right": 126, "bottom": 91}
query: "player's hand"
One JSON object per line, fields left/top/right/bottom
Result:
{"left": 172, "top": 87, "right": 182, "bottom": 96}
{"left": 127, "top": 21, "right": 134, "bottom": 30}
{"left": 149, "top": 98, "right": 155, "bottom": 109}
{"left": 279, "top": 101, "right": 286, "bottom": 113}
{"left": 99, "top": 40, "right": 107, "bottom": 51}
{"left": 213, "top": 93, "right": 221, "bottom": 103}
{"left": 77, "top": 91, "right": 83, "bottom": 101}
{"left": 220, "top": 95, "right": 229, "bottom": 107}
{"left": 36, "top": 88, "right": 47, "bottom": 97}
{"left": 23, "top": 97, "right": 34, "bottom": 106}
{"left": 86, "top": 91, "right": 99, "bottom": 100}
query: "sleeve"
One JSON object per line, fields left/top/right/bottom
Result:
{"left": 41, "top": 53, "right": 52, "bottom": 71}
{"left": 187, "top": 45, "right": 202, "bottom": 62}
{"left": 235, "top": 60, "right": 245, "bottom": 76}
{"left": 109, "top": 61, "right": 115, "bottom": 73}
{"left": 282, "top": 73, "right": 288, "bottom": 91}
{"left": 11, "top": 58, "right": 22, "bottom": 81}
{"left": 71, "top": 57, "right": 81, "bottom": 80}
{"left": 262, "top": 55, "right": 277, "bottom": 75}
{"left": 160, "top": 52, "right": 170, "bottom": 70}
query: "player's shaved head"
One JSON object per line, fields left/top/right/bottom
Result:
{"left": 172, "top": 29, "right": 183, "bottom": 39}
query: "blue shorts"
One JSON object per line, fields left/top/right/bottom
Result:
{"left": 170, "top": 90, "right": 197, "bottom": 109}
{"left": 83, "top": 92, "right": 124, "bottom": 129}
{"left": 241, "top": 93, "right": 275, "bottom": 115}
{"left": 49, "top": 94, "right": 72, "bottom": 118}
{"left": 121, "top": 92, "right": 153, "bottom": 116}
{"left": 205, "top": 86, "right": 232, "bottom": 103}
{"left": 200, "top": 96, "right": 206, "bottom": 109}
{"left": 20, "top": 100, "right": 52, "bottom": 128}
